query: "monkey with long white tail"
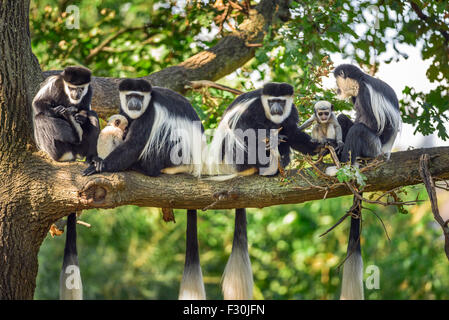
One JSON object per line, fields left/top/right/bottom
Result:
{"left": 204, "top": 82, "right": 321, "bottom": 299}
{"left": 298, "top": 100, "right": 344, "bottom": 151}
{"left": 84, "top": 79, "right": 206, "bottom": 300}
{"left": 327, "top": 64, "right": 401, "bottom": 300}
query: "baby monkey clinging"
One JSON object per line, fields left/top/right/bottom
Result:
{"left": 298, "top": 100, "right": 343, "bottom": 151}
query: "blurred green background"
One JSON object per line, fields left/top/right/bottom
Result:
{"left": 36, "top": 187, "right": 449, "bottom": 300}
{"left": 30, "top": 0, "right": 449, "bottom": 299}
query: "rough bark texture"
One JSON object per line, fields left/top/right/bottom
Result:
{"left": 0, "top": 0, "right": 44, "bottom": 300}
{"left": 43, "top": 0, "right": 291, "bottom": 119}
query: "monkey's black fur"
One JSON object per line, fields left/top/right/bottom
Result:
{"left": 33, "top": 67, "right": 99, "bottom": 162}
{"left": 61, "top": 66, "right": 91, "bottom": 85}
{"left": 262, "top": 82, "right": 294, "bottom": 96}
{"left": 118, "top": 78, "right": 152, "bottom": 92}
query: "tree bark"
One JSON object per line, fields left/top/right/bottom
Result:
{"left": 0, "top": 0, "right": 44, "bottom": 299}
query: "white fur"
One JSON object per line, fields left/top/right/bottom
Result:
{"left": 34, "top": 76, "right": 58, "bottom": 103}
{"left": 179, "top": 264, "right": 206, "bottom": 300}
{"left": 340, "top": 251, "right": 364, "bottom": 300}
{"left": 222, "top": 246, "right": 253, "bottom": 300}
{"left": 58, "top": 152, "right": 75, "bottom": 162}
{"left": 59, "top": 265, "right": 83, "bottom": 300}
{"left": 70, "top": 115, "right": 83, "bottom": 142}
{"left": 206, "top": 98, "right": 256, "bottom": 176}
{"left": 139, "top": 102, "right": 204, "bottom": 177}
{"left": 119, "top": 91, "right": 151, "bottom": 119}
{"left": 325, "top": 166, "right": 339, "bottom": 176}
{"left": 381, "top": 131, "right": 398, "bottom": 160}
{"left": 63, "top": 81, "right": 89, "bottom": 105}
{"left": 97, "top": 127, "right": 124, "bottom": 159}
{"left": 260, "top": 95, "right": 293, "bottom": 124}
{"left": 366, "top": 83, "right": 401, "bottom": 135}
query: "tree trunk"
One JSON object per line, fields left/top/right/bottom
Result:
{"left": 0, "top": 0, "right": 43, "bottom": 299}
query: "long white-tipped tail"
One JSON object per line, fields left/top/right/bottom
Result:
{"left": 340, "top": 214, "right": 364, "bottom": 300}
{"left": 222, "top": 208, "right": 253, "bottom": 300}
{"left": 59, "top": 213, "right": 83, "bottom": 300}
{"left": 179, "top": 210, "right": 206, "bottom": 300}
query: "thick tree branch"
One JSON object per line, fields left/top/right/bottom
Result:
{"left": 22, "top": 147, "right": 449, "bottom": 219}
{"left": 42, "top": 0, "right": 290, "bottom": 118}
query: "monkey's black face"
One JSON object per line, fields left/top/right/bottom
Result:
{"left": 268, "top": 98, "right": 286, "bottom": 116}
{"left": 317, "top": 110, "right": 330, "bottom": 123}
{"left": 261, "top": 95, "right": 293, "bottom": 124}
{"left": 126, "top": 93, "right": 144, "bottom": 111}
{"left": 64, "top": 81, "right": 89, "bottom": 104}
{"left": 119, "top": 90, "right": 151, "bottom": 119}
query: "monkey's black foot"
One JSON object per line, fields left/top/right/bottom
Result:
{"left": 83, "top": 159, "right": 104, "bottom": 176}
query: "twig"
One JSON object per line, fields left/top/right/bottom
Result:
{"left": 162, "top": 208, "right": 176, "bottom": 223}
{"left": 363, "top": 206, "right": 391, "bottom": 241}
{"left": 419, "top": 154, "right": 449, "bottom": 261}
{"left": 319, "top": 212, "right": 350, "bottom": 237}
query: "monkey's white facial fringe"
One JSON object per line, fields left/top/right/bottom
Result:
{"left": 63, "top": 81, "right": 89, "bottom": 105}
{"left": 179, "top": 264, "right": 206, "bottom": 300}
{"left": 119, "top": 91, "right": 151, "bottom": 119}
{"left": 340, "top": 250, "right": 364, "bottom": 300}
{"left": 139, "top": 102, "right": 204, "bottom": 177}
{"left": 260, "top": 95, "right": 293, "bottom": 124}
{"left": 222, "top": 245, "right": 253, "bottom": 300}
{"left": 366, "top": 84, "right": 401, "bottom": 135}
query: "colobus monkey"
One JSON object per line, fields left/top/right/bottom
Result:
{"left": 326, "top": 64, "right": 401, "bottom": 300}
{"left": 83, "top": 79, "right": 206, "bottom": 300}
{"left": 33, "top": 66, "right": 99, "bottom": 300}
{"left": 298, "top": 100, "right": 344, "bottom": 151}
{"left": 33, "top": 66, "right": 100, "bottom": 162}
{"left": 207, "top": 82, "right": 321, "bottom": 299}
{"left": 59, "top": 213, "right": 83, "bottom": 300}
{"left": 97, "top": 114, "right": 128, "bottom": 159}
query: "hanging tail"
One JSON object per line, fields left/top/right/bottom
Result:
{"left": 340, "top": 203, "right": 364, "bottom": 300}
{"left": 179, "top": 210, "right": 206, "bottom": 300}
{"left": 59, "top": 212, "right": 83, "bottom": 300}
{"left": 222, "top": 208, "right": 253, "bottom": 300}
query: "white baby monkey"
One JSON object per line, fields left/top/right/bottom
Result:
{"left": 97, "top": 114, "right": 129, "bottom": 159}
{"left": 298, "top": 100, "right": 344, "bottom": 151}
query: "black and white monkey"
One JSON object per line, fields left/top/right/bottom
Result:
{"left": 32, "top": 66, "right": 99, "bottom": 300}
{"left": 207, "top": 82, "right": 321, "bottom": 299}
{"left": 298, "top": 100, "right": 344, "bottom": 150}
{"left": 327, "top": 64, "right": 401, "bottom": 300}
{"left": 33, "top": 66, "right": 100, "bottom": 162}
{"left": 83, "top": 79, "right": 206, "bottom": 300}
{"left": 97, "top": 114, "right": 128, "bottom": 159}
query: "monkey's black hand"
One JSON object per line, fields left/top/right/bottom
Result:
{"left": 335, "top": 141, "right": 344, "bottom": 152}
{"left": 53, "top": 105, "right": 67, "bottom": 117}
{"left": 74, "top": 112, "right": 88, "bottom": 125}
{"left": 83, "top": 159, "right": 105, "bottom": 176}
